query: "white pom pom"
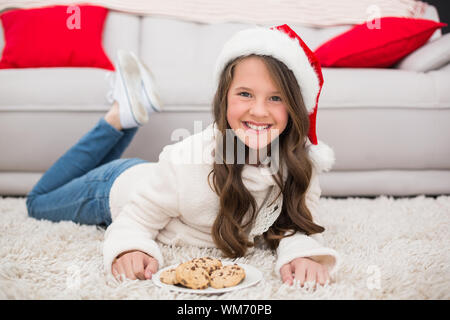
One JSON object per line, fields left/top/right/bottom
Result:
{"left": 307, "top": 140, "right": 335, "bottom": 173}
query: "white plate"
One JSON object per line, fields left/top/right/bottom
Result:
{"left": 153, "top": 261, "right": 262, "bottom": 294}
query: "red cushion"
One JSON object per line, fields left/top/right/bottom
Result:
{"left": 314, "top": 17, "right": 447, "bottom": 68}
{"left": 0, "top": 5, "right": 114, "bottom": 70}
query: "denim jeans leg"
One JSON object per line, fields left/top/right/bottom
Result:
{"left": 27, "top": 117, "right": 124, "bottom": 199}
{"left": 27, "top": 157, "right": 147, "bottom": 226}
{"left": 97, "top": 126, "right": 138, "bottom": 166}
{"left": 26, "top": 116, "right": 147, "bottom": 226}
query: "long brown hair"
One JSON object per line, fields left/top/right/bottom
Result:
{"left": 207, "top": 54, "right": 324, "bottom": 258}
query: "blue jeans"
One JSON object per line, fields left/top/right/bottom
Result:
{"left": 26, "top": 117, "right": 148, "bottom": 227}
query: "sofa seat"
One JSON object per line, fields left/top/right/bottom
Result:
{"left": 319, "top": 67, "right": 450, "bottom": 171}
{"left": 1, "top": 66, "right": 449, "bottom": 196}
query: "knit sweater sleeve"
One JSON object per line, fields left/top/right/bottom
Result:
{"left": 274, "top": 170, "right": 340, "bottom": 277}
{"left": 103, "top": 144, "right": 179, "bottom": 276}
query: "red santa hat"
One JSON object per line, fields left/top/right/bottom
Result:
{"left": 213, "top": 24, "right": 335, "bottom": 173}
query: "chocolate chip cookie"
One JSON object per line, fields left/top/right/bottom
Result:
{"left": 190, "top": 257, "right": 223, "bottom": 274}
{"left": 175, "top": 261, "right": 210, "bottom": 290}
{"left": 159, "top": 268, "right": 178, "bottom": 285}
{"left": 209, "top": 264, "right": 246, "bottom": 289}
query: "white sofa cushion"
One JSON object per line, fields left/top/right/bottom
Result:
{"left": 319, "top": 107, "right": 450, "bottom": 171}
{"left": 320, "top": 67, "right": 450, "bottom": 109}
{"left": 103, "top": 11, "right": 140, "bottom": 60}
{"left": 0, "top": 68, "right": 111, "bottom": 108}
{"left": 396, "top": 33, "right": 450, "bottom": 72}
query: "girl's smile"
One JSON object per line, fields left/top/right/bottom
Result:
{"left": 241, "top": 120, "right": 273, "bottom": 134}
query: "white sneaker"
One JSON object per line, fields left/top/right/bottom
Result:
{"left": 131, "top": 52, "right": 163, "bottom": 113}
{"left": 112, "top": 50, "right": 149, "bottom": 129}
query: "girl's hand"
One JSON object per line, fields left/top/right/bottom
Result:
{"left": 111, "top": 250, "right": 159, "bottom": 281}
{"left": 280, "top": 257, "right": 330, "bottom": 288}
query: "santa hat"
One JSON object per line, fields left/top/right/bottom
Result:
{"left": 213, "top": 24, "right": 335, "bottom": 173}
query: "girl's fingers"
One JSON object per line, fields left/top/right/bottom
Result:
{"left": 132, "top": 256, "right": 146, "bottom": 280}
{"left": 293, "top": 262, "right": 307, "bottom": 286}
{"left": 115, "top": 263, "right": 127, "bottom": 281}
{"left": 112, "top": 265, "right": 119, "bottom": 280}
{"left": 305, "top": 266, "right": 317, "bottom": 289}
{"left": 145, "top": 256, "right": 159, "bottom": 273}
{"left": 316, "top": 267, "right": 326, "bottom": 286}
{"left": 280, "top": 264, "right": 293, "bottom": 285}
{"left": 123, "top": 257, "right": 137, "bottom": 280}
{"left": 144, "top": 258, "right": 159, "bottom": 280}
{"left": 113, "top": 253, "right": 159, "bottom": 282}
{"left": 324, "top": 267, "right": 331, "bottom": 285}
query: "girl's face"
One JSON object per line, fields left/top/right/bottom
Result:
{"left": 226, "top": 56, "right": 289, "bottom": 151}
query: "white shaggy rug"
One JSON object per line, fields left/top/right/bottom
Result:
{"left": 0, "top": 195, "right": 449, "bottom": 300}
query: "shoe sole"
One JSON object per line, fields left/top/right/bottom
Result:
{"left": 128, "top": 51, "right": 163, "bottom": 112}
{"left": 139, "top": 60, "right": 163, "bottom": 112}
{"left": 117, "top": 51, "right": 149, "bottom": 125}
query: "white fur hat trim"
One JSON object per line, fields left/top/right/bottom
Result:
{"left": 213, "top": 27, "right": 320, "bottom": 114}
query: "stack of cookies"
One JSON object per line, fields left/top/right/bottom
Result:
{"left": 159, "top": 257, "right": 246, "bottom": 290}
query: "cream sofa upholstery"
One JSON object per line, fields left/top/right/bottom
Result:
{"left": 1, "top": 5, "right": 449, "bottom": 197}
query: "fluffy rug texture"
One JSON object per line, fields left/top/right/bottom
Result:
{"left": 0, "top": 195, "right": 449, "bottom": 300}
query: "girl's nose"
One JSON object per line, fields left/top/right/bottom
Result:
{"left": 249, "top": 99, "right": 269, "bottom": 117}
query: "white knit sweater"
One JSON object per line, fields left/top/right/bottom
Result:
{"left": 103, "top": 122, "right": 340, "bottom": 278}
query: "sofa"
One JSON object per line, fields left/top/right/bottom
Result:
{"left": 0, "top": 4, "right": 449, "bottom": 197}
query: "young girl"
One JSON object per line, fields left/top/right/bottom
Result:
{"left": 27, "top": 24, "right": 339, "bottom": 288}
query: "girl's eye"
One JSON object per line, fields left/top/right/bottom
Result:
{"left": 238, "top": 92, "right": 282, "bottom": 102}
